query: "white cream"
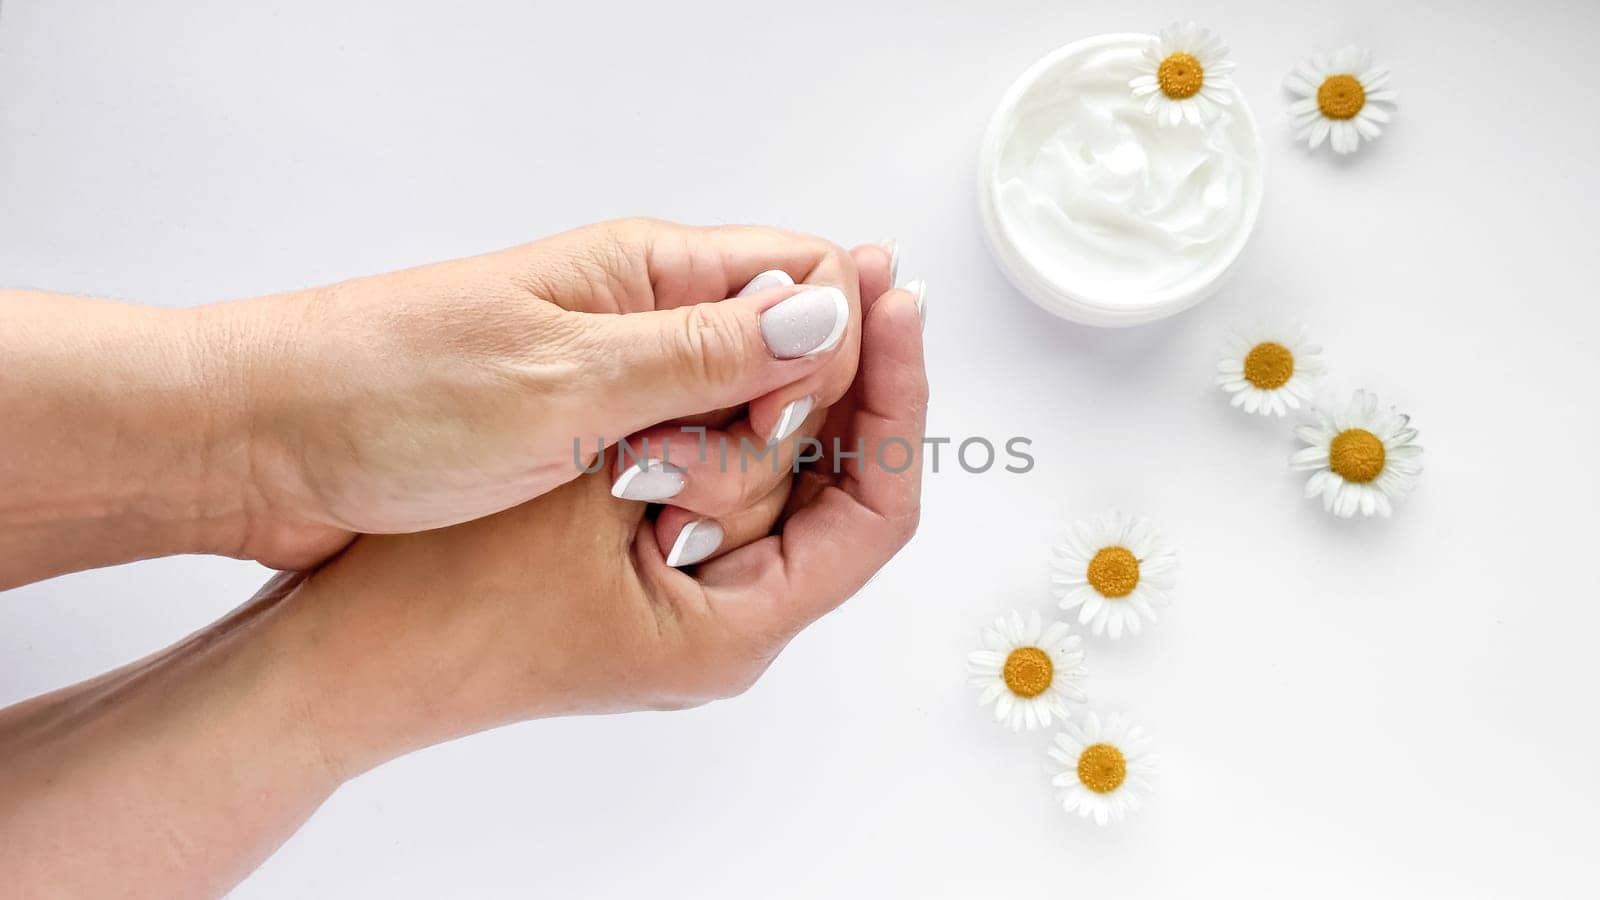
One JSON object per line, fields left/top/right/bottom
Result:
{"left": 989, "top": 36, "right": 1261, "bottom": 313}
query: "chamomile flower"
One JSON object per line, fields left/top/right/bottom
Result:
{"left": 1048, "top": 712, "right": 1158, "bottom": 825}
{"left": 1129, "top": 22, "right": 1237, "bottom": 127}
{"left": 1284, "top": 47, "right": 1398, "bottom": 154}
{"left": 1051, "top": 513, "right": 1177, "bottom": 639}
{"left": 1292, "top": 389, "right": 1424, "bottom": 517}
{"left": 968, "top": 610, "right": 1088, "bottom": 731}
{"left": 1216, "top": 325, "right": 1327, "bottom": 416}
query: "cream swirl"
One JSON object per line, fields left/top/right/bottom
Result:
{"left": 993, "top": 38, "right": 1260, "bottom": 305}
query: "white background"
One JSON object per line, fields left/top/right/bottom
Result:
{"left": 3, "top": 1, "right": 1598, "bottom": 896}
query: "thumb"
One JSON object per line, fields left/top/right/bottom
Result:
{"left": 581, "top": 281, "right": 851, "bottom": 430}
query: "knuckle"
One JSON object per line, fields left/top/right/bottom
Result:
{"left": 817, "top": 240, "right": 859, "bottom": 284}
{"left": 734, "top": 475, "right": 768, "bottom": 512}
{"left": 675, "top": 304, "right": 749, "bottom": 388}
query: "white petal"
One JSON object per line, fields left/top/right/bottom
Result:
{"left": 1332, "top": 121, "right": 1358, "bottom": 154}
{"left": 1291, "top": 446, "right": 1330, "bottom": 468}
{"left": 1308, "top": 118, "right": 1331, "bottom": 149}
{"left": 1079, "top": 594, "right": 1103, "bottom": 625}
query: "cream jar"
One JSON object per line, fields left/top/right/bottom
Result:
{"left": 978, "top": 34, "right": 1264, "bottom": 327}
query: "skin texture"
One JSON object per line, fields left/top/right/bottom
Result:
{"left": 0, "top": 230, "right": 923, "bottom": 896}
{"left": 0, "top": 220, "right": 877, "bottom": 586}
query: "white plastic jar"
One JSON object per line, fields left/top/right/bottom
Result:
{"left": 978, "top": 33, "right": 1265, "bottom": 327}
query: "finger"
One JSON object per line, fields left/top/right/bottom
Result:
{"left": 653, "top": 245, "right": 893, "bottom": 464}
{"left": 744, "top": 241, "right": 896, "bottom": 444}
{"left": 701, "top": 284, "right": 928, "bottom": 631}
{"left": 737, "top": 268, "right": 794, "bottom": 297}
{"left": 791, "top": 273, "right": 923, "bottom": 513}
{"left": 575, "top": 280, "right": 849, "bottom": 440}
{"left": 492, "top": 219, "right": 847, "bottom": 313}
{"left": 855, "top": 240, "right": 898, "bottom": 308}
{"left": 656, "top": 269, "right": 793, "bottom": 432}
{"left": 655, "top": 478, "right": 792, "bottom": 568}
{"left": 634, "top": 223, "right": 866, "bottom": 446}
{"left": 608, "top": 404, "right": 825, "bottom": 515}
{"left": 637, "top": 220, "right": 861, "bottom": 312}
{"left": 648, "top": 268, "right": 790, "bottom": 432}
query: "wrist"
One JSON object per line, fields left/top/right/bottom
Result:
{"left": 0, "top": 291, "right": 258, "bottom": 585}
{"left": 166, "top": 303, "right": 265, "bottom": 560}
{"left": 0, "top": 572, "right": 345, "bottom": 893}
{"left": 186, "top": 291, "right": 352, "bottom": 569}
{"left": 266, "top": 558, "right": 440, "bottom": 780}
{"left": 270, "top": 535, "right": 567, "bottom": 778}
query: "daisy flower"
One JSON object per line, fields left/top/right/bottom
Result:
{"left": 1051, "top": 513, "right": 1177, "bottom": 639}
{"left": 1284, "top": 46, "right": 1398, "bottom": 154}
{"left": 1129, "top": 22, "right": 1237, "bottom": 127}
{"left": 1216, "top": 324, "right": 1327, "bottom": 416}
{"left": 968, "top": 610, "right": 1088, "bottom": 731}
{"left": 1292, "top": 389, "right": 1424, "bottom": 517}
{"left": 1048, "top": 712, "right": 1158, "bottom": 825}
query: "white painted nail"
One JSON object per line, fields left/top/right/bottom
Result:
{"left": 611, "top": 458, "right": 685, "bottom": 501}
{"left": 666, "top": 518, "right": 724, "bottom": 567}
{"left": 904, "top": 278, "right": 927, "bottom": 330}
{"left": 737, "top": 269, "right": 794, "bottom": 297}
{"left": 759, "top": 286, "right": 848, "bottom": 359}
{"left": 881, "top": 239, "right": 900, "bottom": 285}
{"left": 767, "top": 395, "right": 814, "bottom": 445}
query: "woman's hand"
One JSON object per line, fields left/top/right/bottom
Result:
{"left": 0, "top": 220, "right": 891, "bottom": 586}
{"left": 211, "top": 219, "right": 882, "bottom": 569}
{"left": 0, "top": 276, "right": 926, "bottom": 896}
{"left": 288, "top": 278, "right": 926, "bottom": 771}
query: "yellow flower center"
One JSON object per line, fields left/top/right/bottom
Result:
{"left": 1002, "top": 647, "right": 1054, "bottom": 698}
{"left": 1087, "top": 547, "right": 1140, "bottom": 598}
{"left": 1077, "top": 743, "right": 1127, "bottom": 794}
{"left": 1329, "top": 428, "right": 1386, "bottom": 483}
{"left": 1317, "top": 74, "right": 1366, "bottom": 120}
{"left": 1157, "top": 52, "right": 1205, "bottom": 99}
{"left": 1243, "top": 342, "right": 1295, "bottom": 390}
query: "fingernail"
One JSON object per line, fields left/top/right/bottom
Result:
{"left": 737, "top": 269, "right": 794, "bottom": 297}
{"left": 767, "top": 395, "right": 814, "bottom": 445}
{"left": 760, "top": 286, "right": 848, "bottom": 359}
{"left": 880, "top": 239, "right": 900, "bottom": 285}
{"left": 666, "top": 518, "right": 724, "bottom": 567}
{"left": 904, "top": 278, "right": 927, "bottom": 330}
{"left": 611, "top": 458, "right": 685, "bottom": 501}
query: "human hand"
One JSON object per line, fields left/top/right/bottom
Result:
{"left": 203, "top": 220, "right": 889, "bottom": 569}
{"left": 0, "top": 256, "right": 923, "bottom": 895}
{"left": 275, "top": 273, "right": 926, "bottom": 773}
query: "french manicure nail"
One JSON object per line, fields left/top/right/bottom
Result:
{"left": 737, "top": 269, "right": 794, "bottom": 297}
{"left": 611, "top": 459, "right": 685, "bottom": 501}
{"left": 767, "top": 395, "right": 814, "bottom": 445}
{"left": 666, "top": 518, "right": 724, "bottom": 567}
{"left": 881, "top": 239, "right": 900, "bottom": 285}
{"left": 760, "top": 286, "right": 848, "bottom": 359}
{"left": 904, "top": 278, "right": 927, "bottom": 330}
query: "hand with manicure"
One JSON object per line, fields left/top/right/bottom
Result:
{"left": 0, "top": 218, "right": 928, "bottom": 896}
{"left": 189, "top": 218, "right": 888, "bottom": 573}
{"left": 277, "top": 271, "right": 928, "bottom": 773}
